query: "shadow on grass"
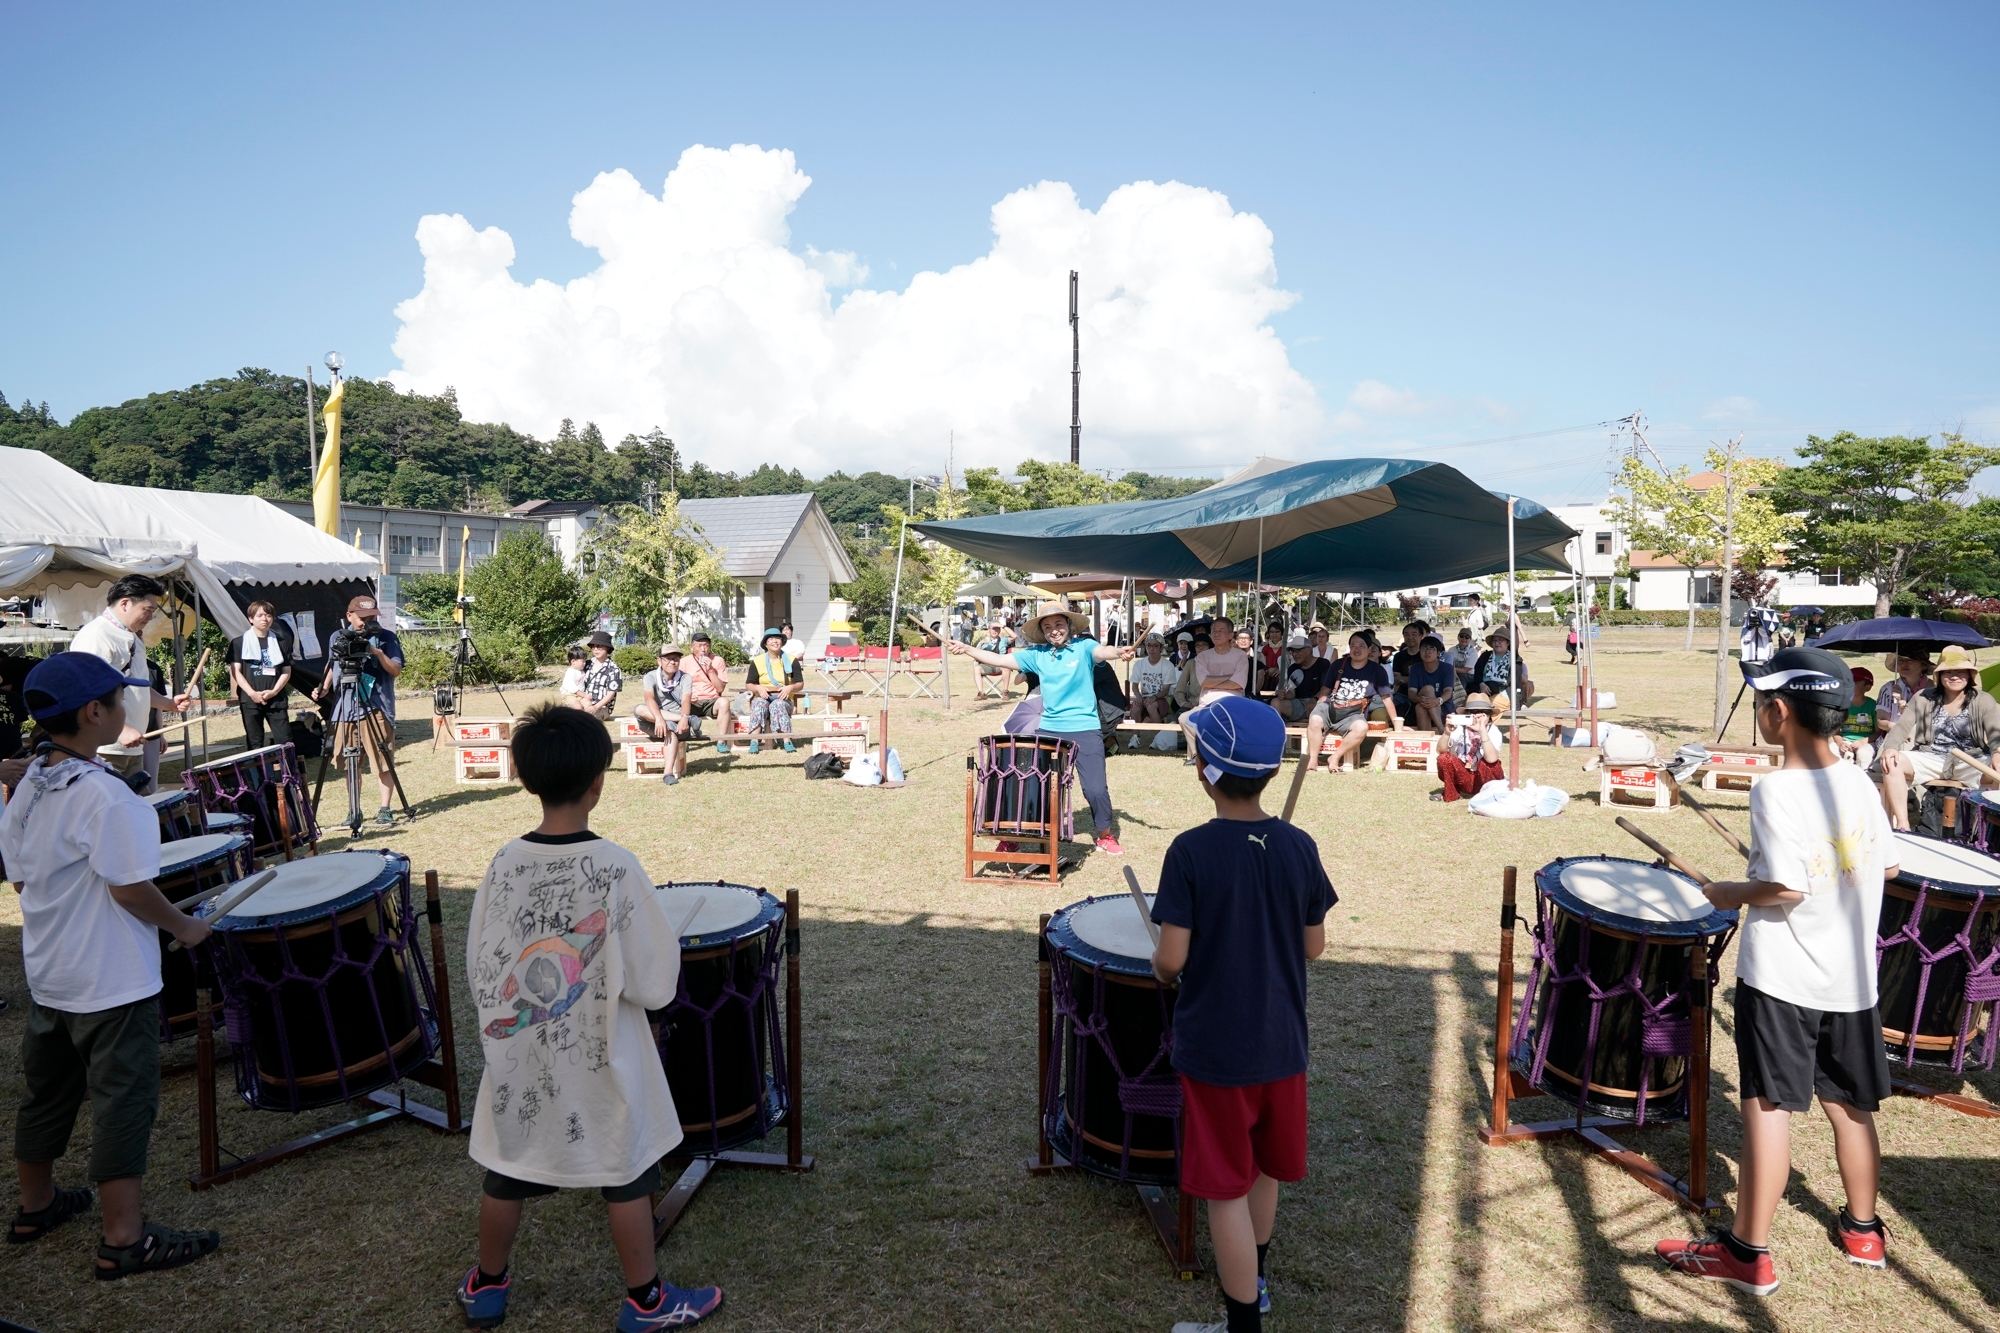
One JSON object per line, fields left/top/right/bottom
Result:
{"left": 1879, "top": 1157, "right": 2000, "bottom": 1322}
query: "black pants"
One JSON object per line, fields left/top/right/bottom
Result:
{"left": 238, "top": 695, "right": 292, "bottom": 750}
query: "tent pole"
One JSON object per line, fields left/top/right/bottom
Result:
{"left": 1255, "top": 518, "right": 1265, "bottom": 700}
{"left": 886, "top": 519, "right": 908, "bottom": 698}
{"left": 170, "top": 586, "right": 190, "bottom": 773}
{"left": 1507, "top": 499, "right": 1521, "bottom": 789}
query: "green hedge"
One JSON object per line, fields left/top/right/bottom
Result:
{"left": 612, "top": 644, "right": 655, "bottom": 677}
{"left": 398, "top": 626, "right": 543, "bottom": 690}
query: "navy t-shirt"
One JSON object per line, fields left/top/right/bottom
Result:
{"left": 1151, "top": 817, "right": 1337, "bottom": 1087}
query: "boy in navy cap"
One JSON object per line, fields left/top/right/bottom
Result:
{"left": 1153, "top": 696, "right": 1334, "bottom": 1333}
{"left": 1655, "top": 647, "right": 1896, "bottom": 1295}
{"left": 0, "top": 654, "right": 221, "bottom": 1276}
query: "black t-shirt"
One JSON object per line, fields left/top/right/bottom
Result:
{"left": 1151, "top": 817, "right": 1336, "bottom": 1086}
{"left": 1391, "top": 646, "right": 1422, "bottom": 686}
{"left": 1280, "top": 657, "right": 1331, "bottom": 699}
{"left": 229, "top": 628, "right": 293, "bottom": 701}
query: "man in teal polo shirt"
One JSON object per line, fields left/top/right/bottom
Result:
{"left": 949, "top": 600, "right": 1136, "bottom": 854}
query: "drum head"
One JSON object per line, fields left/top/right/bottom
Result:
{"left": 1892, "top": 832, "right": 2000, "bottom": 891}
{"left": 223, "top": 851, "right": 392, "bottom": 922}
{"left": 1558, "top": 860, "right": 1711, "bottom": 924}
{"left": 205, "top": 812, "right": 252, "bottom": 831}
{"left": 656, "top": 883, "right": 765, "bottom": 940}
{"left": 160, "top": 833, "right": 247, "bottom": 873}
{"left": 1068, "top": 896, "right": 1158, "bottom": 961}
{"left": 147, "top": 789, "right": 193, "bottom": 809}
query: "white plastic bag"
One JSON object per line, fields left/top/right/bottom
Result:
{"left": 842, "top": 754, "right": 882, "bottom": 786}
{"left": 1153, "top": 729, "right": 1181, "bottom": 753}
{"left": 1468, "top": 777, "right": 1569, "bottom": 819}
{"left": 1601, "top": 727, "right": 1656, "bottom": 765}
{"left": 884, "top": 747, "right": 905, "bottom": 783}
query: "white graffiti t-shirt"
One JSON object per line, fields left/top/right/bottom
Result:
{"left": 466, "top": 834, "right": 683, "bottom": 1187}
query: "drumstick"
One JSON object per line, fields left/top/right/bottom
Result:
{"left": 138, "top": 714, "right": 209, "bottom": 741}
{"left": 1278, "top": 745, "right": 1312, "bottom": 824}
{"left": 168, "top": 868, "right": 276, "bottom": 949}
{"left": 1121, "top": 866, "right": 1161, "bottom": 948}
{"left": 1949, "top": 748, "right": 2000, "bottom": 785}
{"left": 1613, "top": 817, "right": 1713, "bottom": 886}
{"left": 1656, "top": 769, "right": 1753, "bottom": 862}
{"left": 675, "top": 894, "right": 708, "bottom": 939}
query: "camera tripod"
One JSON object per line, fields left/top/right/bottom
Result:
{"left": 312, "top": 670, "right": 414, "bottom": 836}
{"left": 430, "top": 599, "right": 517, "bottom": 748}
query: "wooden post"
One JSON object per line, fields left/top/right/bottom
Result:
{"left": 785, "top": 889, "right": 804, "bottom": 1168}
{"left": 1492, "top": 866, "right": 1518, "bottom": 1139}
{"left": 879, "top": 707, "right": 890, "bottom": 775}
{"left": 963, "top": 773, "right": 976, "bottom": 879}
{"left": 1037, "top": 912, "right": 1054, "bottom": 1167}
{"left": 274, "top": 770, "right": 297, "bottom": 863}
{"left": 1688, "top": 937, "right": 1710, "bottom": 1209}
{"left": 1944, "top": 792, "right": 1959, "bottom": 841}
{"left": 424, "top": 870, "right": 463, "bottom": 1131}
{"left": 195, "top": 986, "right": 218, "bottom": 1182}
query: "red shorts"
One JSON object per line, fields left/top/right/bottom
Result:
{"left": 1178, "top": 1072, "right": 1308, "bottom": 1200}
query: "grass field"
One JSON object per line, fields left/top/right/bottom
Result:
{"left": 3, "top": 628, "right": 1997, "bottom": 1332}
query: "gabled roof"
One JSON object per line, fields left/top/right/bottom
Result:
{"left": 511, "top": 499, "right": 601, "bottom": 517}
{"left": 678, "top": 493, "right": 857, "bottom": 583}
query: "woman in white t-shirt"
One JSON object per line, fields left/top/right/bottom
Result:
{"left": 1127, "top": 634, "right": 1178, "bottom": 728}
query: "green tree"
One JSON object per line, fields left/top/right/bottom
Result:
{"left": 464, "top": 532, "right": 596, "bottom": 661}
{"left": 964, "top": 459, "right": 1139, "bottom": 511}
{"left": 1772, "top": 432, "right": 2000, "bottom": 617}
{"left": 582, "top": 497, "right": 732, "bottom": 645}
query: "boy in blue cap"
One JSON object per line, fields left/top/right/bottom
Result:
{"left": 1153, "top": 696, "right": 1334, "bottom": 1333}
{"left": 0, "top": 653, "right": 221, "bottom": 1276}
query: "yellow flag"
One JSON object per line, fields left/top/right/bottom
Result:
{"left": 313, "top": 375, "right": 345, "bottom": 536}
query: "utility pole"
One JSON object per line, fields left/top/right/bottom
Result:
{"left": 1713, "top": 434, "right": 1744, "bottom": 733}
{"left": 642, "top": 478, "right": 658, "bottom": 516}
{"left": 1069, "top": 270, "right": 1081, "bottom": 465}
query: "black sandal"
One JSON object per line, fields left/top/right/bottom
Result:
{"left": 8, "top": 1185, "right": 93, "bottom": 1244}
{"left": 94, "top": 1220, "right": 221, "bottom": 1280}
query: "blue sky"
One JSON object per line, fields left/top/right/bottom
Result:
{"left": 4, "top": 3, "right": 1995, "bottom": 501}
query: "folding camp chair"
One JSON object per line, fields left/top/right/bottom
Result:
{"left": 819, "top": 645, "right": 864, "bottom": 691}
{"left": 904, "top": 646, "right": 944, "bottom": 700}
{"left": 857, "top": 645, "right": 894, "bottom": 697}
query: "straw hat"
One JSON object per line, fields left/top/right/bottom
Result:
{"left": 1934, "top": 644, "right": 1978, "bottom": 678}
{"left": 1020, "top": 600, "right": 1090, "bottom": 644}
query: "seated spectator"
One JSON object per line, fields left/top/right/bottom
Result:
{"left": 1448, "top": 628, "right": 1479, "bottom": 694}
{"left": 1309, "top": 623, "right": 1333, "bottom": 661}
{"left": 1257, "top": 624, "right": 1287, "bottom": 693}
{"left": 1194, "top": 617, "right": 1252, "bottom": 704}
{"left": 1471, "top": 630, "right": 1529, "bottom": 710}
{"left": 633, "top": 643, "right": 691, "bottom": 785}
{"left": 564, "top": 631, "right": 623, "bottom": 720}
{"left": 1876, "top": 651, "right": 1931, "bottom": 740}
{"left": 1405, "top": 636, "right": 1456, "bottom": 732}
{"left": 1171, "top": 630, "right": 1197, "bottom": 668}
{"left": 1389, "top": 620, "right": 1432, "bottom": 715}
{"left": 977, "top": 620, "right": 1018, "bottom": 697}
{"left": 741, "top": 628, "right": 804, "bottom": 754}
{"left": 1433, "top": 700, "right": 1505, "bottom": 802}
{"left": 1879, "top": 645, "right": 2000, "bottom": 831}
{"left": 1836, "top": 666, "right": 1877, "bottom": 770}
{"left": 559, "top": 645, "right": 592, "bottom": 712}
{"left": 1273, "top": 633, "right": 1331, "bottom": 728}
{"left": 1317, "top": 631, "right": 1399, "bottom": 773}
{"left": 683, "top": 632, "right": 731, "bottom": 749}
{"left": 1126, "top": 633, "right": 1179, "bottom": 743}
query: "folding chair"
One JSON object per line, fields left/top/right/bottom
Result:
{"left": 976, "top": 667, "right": 1005, "bottom": 700}
{"left": 904, "top": 646, "right": 944, "bottom": 700}
{"left": 819, "top": 645, "right": 864, "bottom": 692}
{"left": 857, "top": 646, "right": 894, "bottom": 697}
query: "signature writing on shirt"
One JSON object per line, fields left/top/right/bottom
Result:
{"left": 473, "top": 852, "right": 633, "bottom": 1140}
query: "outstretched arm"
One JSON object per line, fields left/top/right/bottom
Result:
{"left": 1092, "top": 643, "right": 1136, "bottom": 664}
{"left": 946, "top": 640, "right": 1021, "bottom": 669}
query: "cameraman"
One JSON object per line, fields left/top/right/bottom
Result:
{"left": 313, "top": 594, "right": 404, "bottom": 827}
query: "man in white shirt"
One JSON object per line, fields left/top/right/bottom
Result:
{"left": 67, "top": 575, "right": 190, "bottom": 792}
{"left": 1127, "top": 633, "right": 1179, "bottom": 742}
{"left": 1193, "top": 616, "right": 1252, "bottom": 704}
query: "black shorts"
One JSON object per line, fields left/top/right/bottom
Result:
{"left": 1734, "top": 983, "right": 1892, "bottom": 1113}
{"left": 482, "top": 1160, "right": 662, "bottom": 1203}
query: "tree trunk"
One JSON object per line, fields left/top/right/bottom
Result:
{"left": 1685, "top": 570, "right": 1697, "bottom": 650}
{"left": 1875, "top": 584, "right": 1892, "bottom": 618}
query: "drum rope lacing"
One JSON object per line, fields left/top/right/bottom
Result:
{"left": 1876, "top": 873, "right": 2000, "bottom": 1073}
{"left": 1512, "top": 862, "right": 1734, "bottom": 1127}
{"left": 974, "top": 735, "right": 1077, "bottom": 841}
{"left": 1044, "top": 935, "right": 1180, "bottom": 1182}
{"left": 210, "top": 853, "right": 439, "bottom": 1112}
{"left": 655, "top": 888, "right": 790, "bottom": 1155}
{"left": 185, "top": 744, "right": 319, "bottom": 850}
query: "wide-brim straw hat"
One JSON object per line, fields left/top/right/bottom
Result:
{"left": 1934, "top": 644, "right": 1978, "bottom": 678}
{"left": 1021, "top": 600, "right": 1091, "bottom": 644}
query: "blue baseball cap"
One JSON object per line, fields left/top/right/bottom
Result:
{"left": 22, "top": 651, "right": 151, "bottom": 720}
{"left": 1181, "top": 695, "right": 1286, "bottom": 783}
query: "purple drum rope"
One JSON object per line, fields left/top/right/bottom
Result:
{"left": 974, "top": 735, "right": 1076, "bottom": 842}
{"left": 1509, "top": 883, "right": 1733, "bottom": 1128}
{"left": 185, "top": 743, "right": 319, "bottom": 851}
{"left": 1043, "top": 946, "right": 1180, "bottom": 1182}
{"left": 212, "top": 857, "right": 438, "bottom": 1112}
{"left": 1876, "top": 876, "right": 2000, "bottom": 1073}
{"left": 657, "top": 889, "right": 790, "bottom": 1155}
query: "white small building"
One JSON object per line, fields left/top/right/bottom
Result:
{"left": 677, "top": 494, "right": 858, "bottom": 655}
{"left": 509, "top": 499, "right": 603, "bottom": 567}
{"left": 1629, "top": 552, "right": 1877, "bottom": 612}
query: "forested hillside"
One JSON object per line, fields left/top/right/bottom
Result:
{"left": 0, "top": 369, "right": 1207, "bottom": 526}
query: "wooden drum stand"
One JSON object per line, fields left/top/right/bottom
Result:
{"left": 189, "top": 870, "right": 467, "bottom": 1190}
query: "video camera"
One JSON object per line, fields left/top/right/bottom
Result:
{"left": 327, "top": 622, "right": 380, "bottom": 674}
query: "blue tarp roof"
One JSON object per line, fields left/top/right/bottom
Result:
{"left": 913, "top": 458, "right": 1575, "bottom": 593}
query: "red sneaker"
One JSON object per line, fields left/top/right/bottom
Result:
{"left": 1833, "top": 1213, "right": 1888, "bottom": 1268}
{"left": 1094, "top": 834, "right": 1126, "bottom": 855}
{"left": 1655, "top": 1233, "right": 1778, "bottom": 1296}
{"left": 995, "top": 841, "right": 1021, "bottom": 854}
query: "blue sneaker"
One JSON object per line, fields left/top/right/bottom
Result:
{"left": 715, "top": 741, "right": 731, "bottom": 755}
{"left": 781, "top": 739, "right": 796, "bottom": 753}
{"left": 1259, "top": 1275, "right": 1270, "bottom": 1313}
{"left": 747, "top": 741, "right": 761, "bottom": 755}
{"left": 455, "top": 1267, "right": 511, "bottom": 1328}
{"left": 617, "top": 1283, "right": 722, "bottom": 1329}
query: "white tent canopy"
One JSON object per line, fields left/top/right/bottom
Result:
{"left": 101, "top": 484, "right": 379, "bottom": 587}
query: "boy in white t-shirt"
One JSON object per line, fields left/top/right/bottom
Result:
{"left": 0, "top": 653, "right": 220, "bottom": 1278}
{"left": 1655, "top": 648, "right": 1896, "bottom": 1297}
{"left": 456, "top": 703, "right": 722, "bottom": 1331}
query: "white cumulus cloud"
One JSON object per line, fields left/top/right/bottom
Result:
{"left": 387, "top": 144, "right": 1322, "bottom": 476}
